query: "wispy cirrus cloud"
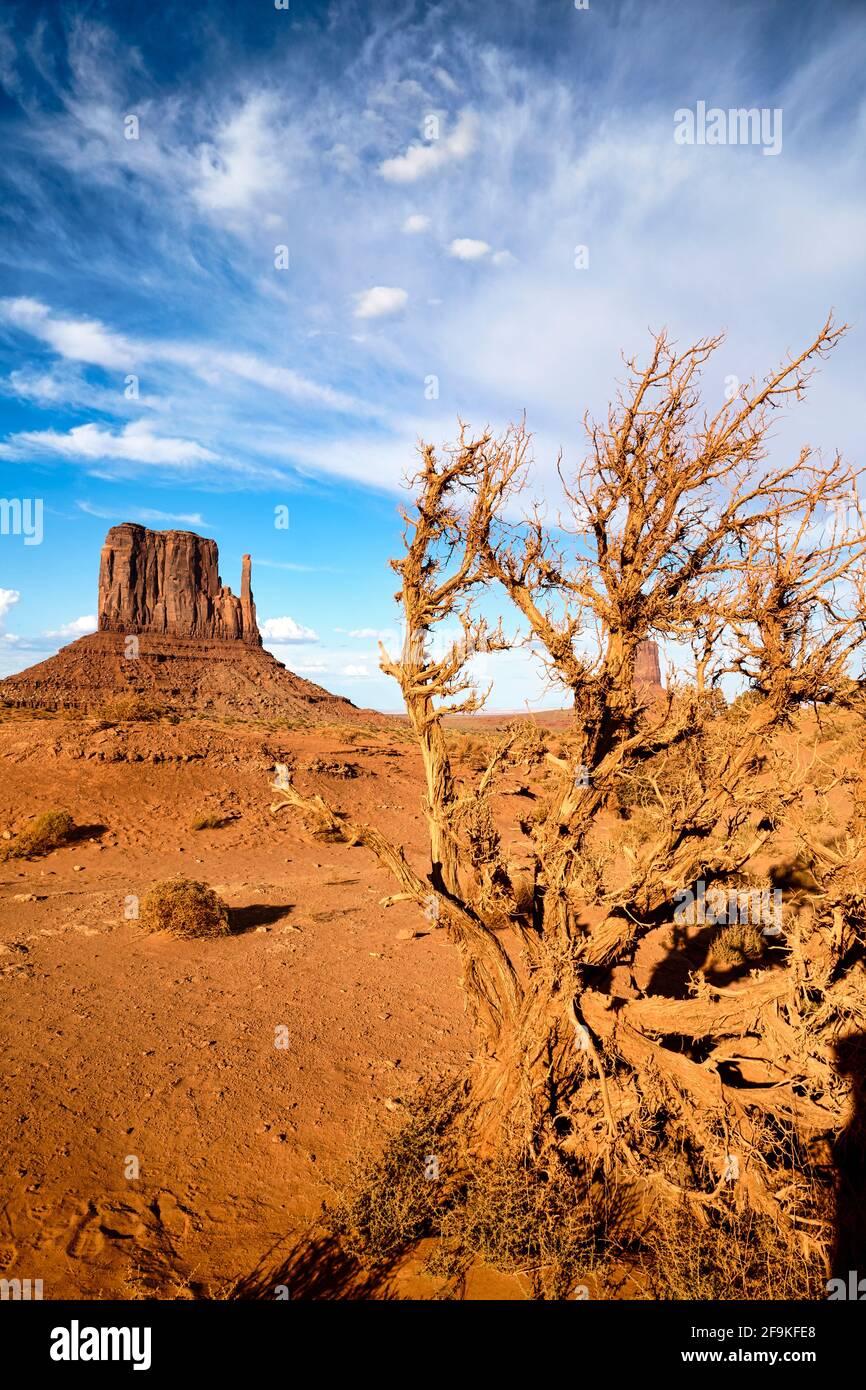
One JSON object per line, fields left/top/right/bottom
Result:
{"left": 76, "top": 500, "right": 207, "bottom": 526}
{"left": 0, "top": 299, "right": 372, "bottom": 416}
{"left": 256, "top": 559, "right": 341, "bottom": 573}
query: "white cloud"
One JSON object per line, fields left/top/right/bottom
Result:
{"left": 42, "top": 614, "right": 97, "bottom": 640}
{"left": 353, "top": 286, "right": 408, "bottom": 319}
{"left": 260, "top": 615, "right": 319, "bottom": 642}
{"left": 194, "top": 95, "right": 286, "bottom": 214}
{"left": 10, "top": 421, "right": 215, "bottom": 465}
{"left": 256, "top": 559, "right": 341, "bottom": 573}
{"left": 0, "top": 297, "right": 137, "bottom": 369}
{"left": 0, "top": 299, "right": 367, "bottom": 421}
{"left": 76, "top": 501, "right": 206, "bottom": 526}
{"left": 171, "top": 347, "right": 368, "bottom": 416}
{"left": 341, "top": 663, "right": 372, "bottom": 677}
{"left": 337, "top": 626, "right": 394, "bottom": 639}
{"left": 402, "top": 213, "right": 430, "bottom": 234}
{"left": 492, "top": 249, "right": 516, "bottom": 267}
{"left": 7, "top": 365, "right": 95, "bottom": 406}
{"left": 0, "top": 587, "right": 20, "bottom": 626}
{"left": 448, "top": 237, "right": 492, "bottom": 261}
{"left": 379, "top": 110, "right": 476, "bottom": 183}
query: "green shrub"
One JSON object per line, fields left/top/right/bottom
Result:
{"left": 1, "top": 809, "right": 75, "bottom": 859}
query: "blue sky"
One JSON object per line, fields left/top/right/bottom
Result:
{"left": 0, "top": 0, "right": 864, "bottom": 710}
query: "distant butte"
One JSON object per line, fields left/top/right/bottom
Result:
{"left": 634, "top": 639, "right": 663, "bottom": 691}
{"left": 0, "top": 524, "right": 386, "bottom": 724}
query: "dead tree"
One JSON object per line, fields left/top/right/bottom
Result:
{"left": 272, "top": 315, "right": 866, "bottom": 1241}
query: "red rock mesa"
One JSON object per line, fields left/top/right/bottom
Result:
{"left": 98, "top": 524, "right": 261, "bottom": 646}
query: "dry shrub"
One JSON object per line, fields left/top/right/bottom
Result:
{"left": 430, "top": 1151, "right": 614, "bottom": 1298}
{"left": 327, "top": 1083, "right": 462, "bottom": 1266}
{"left": 139, "top": 879, "right": 230, "bottom": 938}
{"left": 326, "top": 1083, "right": 830, "bottom": 1300}
{"left": 326, "top": 1084, "right": 614, "bottom": 1299}
{"left": 640, "top": 1201, "right": 825, "bottom": 1300}
{"left": 446, "top": 729, "right": 494, "bottom": 772}
{"left": 1, "top": 808, "right": 75, "bottom": 859}
{"left": 708, "top": 920, "right": 766, "bottom": 967}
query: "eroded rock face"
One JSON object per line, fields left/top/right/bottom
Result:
{"left": 97, "top": 524, "right": 261, "bottom": 646}
{"left": 635, "top": 639, "right": 662, "bottom": 689}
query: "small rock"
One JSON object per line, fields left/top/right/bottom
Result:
{"left": 73, "top": 865, "right": 85, "bottom": 872}
{"left": 13, "top": 893, "right": 37, "bottom": 903}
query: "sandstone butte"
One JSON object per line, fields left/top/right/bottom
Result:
{"left": 634, "top": 638, "right": 663, "bottom": 690}
{"left": 0, "top": 524, "right": 385, "bottom": 724}
{"left": 98, "top": 524, "right": 261, "bottom": 646}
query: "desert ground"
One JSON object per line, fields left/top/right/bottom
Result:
{"left": 2, "top": 708, "right": 591, "bottom": 1299}
{"left": 0, "top": 711, "right": 469, "bottom": 1298}
{"left": 1, "top": 701, "right": 860, "bottom": 1301}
